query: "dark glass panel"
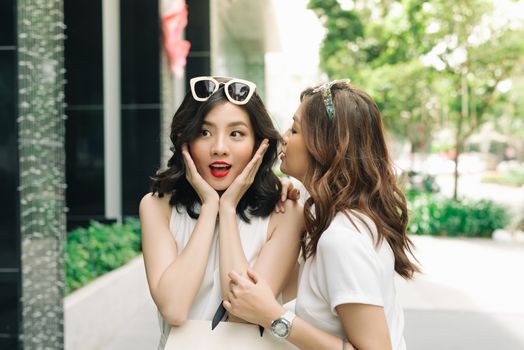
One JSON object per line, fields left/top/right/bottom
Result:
{"left": 65, "top": 109, "right": 105, "bottom": 220}
{"left": 0, "top": 338, "right": 18, "bottom": 350}
{"left": 185, "top": 56, "right": 211, "bottom": 84}
{"left": 0, "top": 0, "right": 15, "bottom": 46}
{"left": 185, "top": 0, "right": 210, "bottom": 87}
{"left": 121, "top": 108, "right": 160, "bottom": 215}
{"left": 120, "top": 0, "right": 160, "bottom": 104}
{"left": 0, "top": 51, "right": 18, "bottom": 268}
{"left": 64, "top": 0, "right": 103, "bottom": 106}
{"left": 186, "top": 0, "right": 210, "bottom": 52}
{"left": 0, "top": 275, "right": 18, "bottom": 337}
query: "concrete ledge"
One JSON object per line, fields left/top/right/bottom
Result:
{"left": 65, "top": 254, "right": 151, "bottom": 350}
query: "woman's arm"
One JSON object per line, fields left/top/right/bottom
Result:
{"left": 140, "top": 193, "right": 219, "bottom": 326}
{"left": 216, "top": 140, "right": 271, "bottom": 299}
{"left": 336, "top": 303, "right": 392, "bottom": 350}
{"left": 224, "top": 269, "right": 392, "bottom": 350}
{"left": 281, "top": 262, "right": 299, "bottom": 303}
{"left": 218, "top": 199, "right": 303, "bottom": 300}
{"left": 252, "top": 200, "right": 303, "bottom": 295}
{"left": 263, "top": 303, "right": 389, "bottom": 350}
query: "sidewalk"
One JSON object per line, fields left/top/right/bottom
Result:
{"left": 99, "top": 286, "right": 158, "bottom": 350}
{"left": 398, "top": 235, "right": 524, "bottom": 349}
{"left": 102, "top": 235, "right": 524, "bottom": 350}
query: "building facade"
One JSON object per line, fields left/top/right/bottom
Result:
{"left": 0, "top": 0, "right": 277, "bottom": 348}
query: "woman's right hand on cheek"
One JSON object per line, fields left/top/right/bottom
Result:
{"left": 181, "top": 144, "right": 219, "bottom": 206}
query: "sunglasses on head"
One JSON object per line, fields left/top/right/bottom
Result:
{"left": 189, "top": 76, "right": 257, "bottom": 105}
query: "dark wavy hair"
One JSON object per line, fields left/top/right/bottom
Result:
{"left": 299, "top": 82, "right": 419, "bottom": 279}
{"left": 150, "top": 80, "right": 282, "bottom": 223}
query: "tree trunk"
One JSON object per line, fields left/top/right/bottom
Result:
{"left": 453, "top": 71, "right": 469, "bottom": 199}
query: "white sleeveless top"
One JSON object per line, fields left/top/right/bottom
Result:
{"left": 157, "top": 206, "right": 270, "bottom": 349}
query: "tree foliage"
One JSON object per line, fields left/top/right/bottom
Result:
{"left": 309, "top": 0, "right": 524, "bottom": 196}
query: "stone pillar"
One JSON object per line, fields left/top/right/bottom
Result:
{"left": 17, "top": 0, "right": 66, "bottom": 348}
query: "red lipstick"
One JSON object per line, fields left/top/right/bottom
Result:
{"left": 209, "top": 161, "right": 232, "bottom": 178}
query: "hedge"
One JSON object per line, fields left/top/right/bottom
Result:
{"left": 64, "top": 195, "right": 509, "bottom": 294}
{"left": 407, "top": 194, "right": 509, "bottom": 238}
{"left": 65, "top": 217, "right": 141, "bottom": 295}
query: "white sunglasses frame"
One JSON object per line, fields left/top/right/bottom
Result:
{"left": 189, "top": 76, "right": 257, "bottom": 106}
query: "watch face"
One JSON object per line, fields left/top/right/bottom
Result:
{"left": 273, "top": 320, "right": 289, "bottom": 337}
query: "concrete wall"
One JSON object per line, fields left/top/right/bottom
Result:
{"left": 64, "top": 255, "right": 153, "bottom": 350}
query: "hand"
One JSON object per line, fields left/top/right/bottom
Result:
{"left": 275, "top": 177, "right": 301, "bottom": 213}
{"left": 181, "top": 144, "right": 219, "bottom": 206}
{"left": 219, "top": 139, "right": 269, "bottom": 211}
{"left": 223, "top": 269, "right": 284, "bottom": 327}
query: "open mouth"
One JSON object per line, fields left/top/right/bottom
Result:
{"left": 209, "top": 162, "right": 232, "bottom": 178}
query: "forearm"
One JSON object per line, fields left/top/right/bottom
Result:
{"left": 259, "top": 307, "right": 354, "bottom": 350}
{"left": 218, "top": 206, "right": 250, "bottom": 299}
{"left": 284, "top": 317, "right": 353, "bottom": 350}
{"left": 155, "top": 203, "right": 219, "bottom": 323}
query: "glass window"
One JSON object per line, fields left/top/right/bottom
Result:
{"left": 120, "top": 0, "right": 160, "bottom": 104}
{"left": 0, "top": 275, "right": 19, "bottom": 336}
{"left": 0, "top": 0, "right": 15, "bottom": 46}
{"left": 64, "top": 0, "right": 103, "bottom": 106}
{"left": 0, "top": 51, "right": 18, "bottom": 269}
{"left": 0, "top": 338, "right": 18, "bottom": 349}
{"left": 65, "top": 109, "right": 105, "bottom": 218}
{"left": 186, "top": 0, "right": 210, "bottom": 52}
{"left": 121, "top": 108, "right": 160, "bottom": 215}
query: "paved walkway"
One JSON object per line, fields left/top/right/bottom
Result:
{"left": 101, "top": 235, "right": 524, "bottom": 350}
{"left": 398, "top": 235, "right": 524, "bottom": 349}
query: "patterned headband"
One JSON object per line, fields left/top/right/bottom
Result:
{"left": 312, "top": 79, "right": 351, "bottom": 119}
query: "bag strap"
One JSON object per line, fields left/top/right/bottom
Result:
{"left": 211, "top": 301, "right": 265, "bottom": 336}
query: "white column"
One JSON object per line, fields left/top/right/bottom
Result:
{"left": 102, "top": 0, "right": 122, "bottom": 223}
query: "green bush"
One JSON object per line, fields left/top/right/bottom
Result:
{"left": 65, "top": 217, "right": 141, "bottom": 294}
{"left": 407, "top": 194, "right": 509, "bottom": 238}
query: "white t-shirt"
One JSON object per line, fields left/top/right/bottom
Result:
{"left": 295, "top": 211, "right": 407, "bottom": 350}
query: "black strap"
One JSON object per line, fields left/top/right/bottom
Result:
{"left": 211, "top": 301, "right": 265, "bottom": 336}
{"left": 211, "top": 302, "right": 227, "bottom": 330}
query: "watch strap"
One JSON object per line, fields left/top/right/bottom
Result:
{"left": 281, "top": 310, "right": 296, "bottom": 324}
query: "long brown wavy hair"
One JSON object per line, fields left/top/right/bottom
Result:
{"left": 300, "top": 82, "right": 419, "bottom": 279}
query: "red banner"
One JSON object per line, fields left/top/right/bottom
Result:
{"left": 162, "top": 0, "right": 191, "bottom": 76}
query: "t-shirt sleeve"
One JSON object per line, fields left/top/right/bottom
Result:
{"left": 316, "top": 226, "right": 384, "bottom": 315}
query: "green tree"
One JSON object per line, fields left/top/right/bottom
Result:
{"left": 424, "top": 1, "right": 524, "bottom": 197}
{"left": 309, "top": 0, "right": 524, "bottom": 198}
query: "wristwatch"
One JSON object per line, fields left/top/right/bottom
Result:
{"left": 270, "top": 310, "right": 296, "bottom": 339}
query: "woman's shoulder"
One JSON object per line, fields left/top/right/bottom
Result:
{"left": 320, "top": 211, "right": 377, "bottom": 248}
{"left": 267, "top": 200, "right": 304, "bottom": 239}
{"left": 270, "top": 199, "right": 303, "bottom": 222}
{"left": 139, "top": 192, "right": 172, "bottom": 221}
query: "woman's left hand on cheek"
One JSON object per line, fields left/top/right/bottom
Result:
{"left": 223, "top": 268, "right": 283, "bottom": 326}
{"left": 219, "top": 139, "right": 269, "bottom": 210}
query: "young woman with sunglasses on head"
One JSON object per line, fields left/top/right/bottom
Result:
{"left": 139, "top": 76, "right": 304, "bottom": 349}
{"left": 223, "top": 81, "right": 420, "bottom": 350}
